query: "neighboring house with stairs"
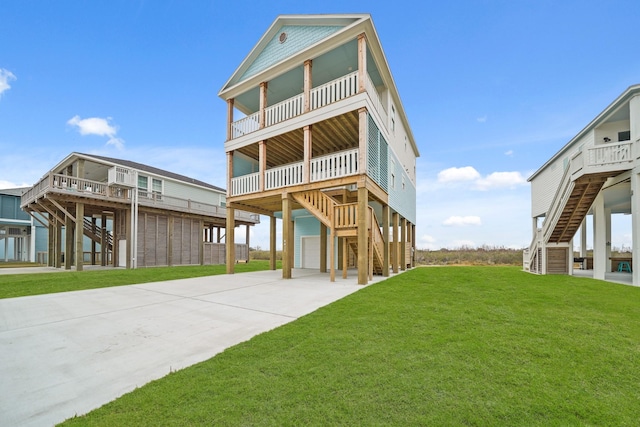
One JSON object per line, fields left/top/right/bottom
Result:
{"left": 219, "top": 14, "right": 419, "bottom": 284}
{"left": 0, "top": 187, "right": 47, "bottom": 263}
{"left": 525, "top": 84, "right": 640, "bottom": 285}
{"left": 20, "top": 152, "right": 259, "bottom": 270}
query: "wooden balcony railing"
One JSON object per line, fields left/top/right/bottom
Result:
{"left": 21, "top": 173, "right": 259, "bottom": 223}
{"left": 230, "top": 71, "right": 386, "bottom": 139}
{"left": 230, "top": 148, "right": 360, "bottom": 196}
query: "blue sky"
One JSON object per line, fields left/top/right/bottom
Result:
{"left": 2, "top": 1, "right": 640, "bottom": 250}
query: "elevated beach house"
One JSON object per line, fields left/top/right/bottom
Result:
{"left": 219, "top": 14, "right": 419, "bottom": 284}
{"left": 525, "top": 84, "right": 640, "bottom": 285}
{"left": 21, "top": 152, "right": 259, "bottom": 270}
{"left": 1, "top": 187, "right": 47, "bottom": 263}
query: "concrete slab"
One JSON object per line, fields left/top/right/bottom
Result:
{"left": 0, "top": 268, "right": 393, "bottom": 426}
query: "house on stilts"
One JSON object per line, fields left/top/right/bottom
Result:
{"left": 219, "top": 14, "right": 419, "bottom": 284}
{"left": 20, "top": 152, "right": 259, "bottom": 270}
{"left": 525, "top": 84, "right": 640, "bottom": 286}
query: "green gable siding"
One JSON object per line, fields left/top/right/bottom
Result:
{"left": 240, "top": 25, "right": 343, "bottom": 82}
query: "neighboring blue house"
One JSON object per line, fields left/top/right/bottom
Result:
{"left": 0, "top": 188, "right": 47, "bottom": 262}
{"left": 219, "top": 14, "right": 419, "bottom": 284}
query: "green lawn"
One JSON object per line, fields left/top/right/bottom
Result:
{"left": 61, "top": 266, "right": 640, "bottom": 426}
{"left": 0, "top": 261, "right": 279, "bottom": 299}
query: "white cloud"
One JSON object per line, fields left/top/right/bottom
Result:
{"left": 443, "top": 216, "right": 482, "bottom": 226}
{"left": 504, "top": 150, "right": 514, "bottom": 157}
{"left": 0, "top": 179, "right": 30, "bottom": 190}
{"left": 0, "top": 69, "right": 16, "bottom": 96}
{"left": 477, "top": 115, "right": 487, "bottom": 123}
{"left": 474, "top": 171, "right": 527, "bottom": 191}
{"left": 67, "top": 115, "right": 125, "bottom": 149}
{"left": 437, "top": 166, "right": 480, "bottom": 183}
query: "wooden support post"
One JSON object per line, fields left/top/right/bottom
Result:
{"left": 227, "top": 151, "right": 233, "bottom": 198}
{"left": 304, "top": 59, "right": 312, "bottom": 113}
{"left": 226, "top": 207, "right": 235, "bottom": 274}
{"left": 259, "top": 141, "right": 266, "bottom": 192}
{"left": 320, "top": 222, "right": 327, "bottom": 273}
{"left": 226, "top": 98, "right": 234, "bottom": 141}
{"left": 125, "top": 208, "right": 131, "bottom": 269}
{"left": 200, "top": 220, "right": 205, "bottom": 265}
{"left": 357, "top": 186, "right": 368, "bottom": 285}
{"left": 65, "top": 212, "right": 73, "bottom": 270}
{"left": 75, "top": 202, "right": 84, "bottom": 271}
{"left": 48, "top": 222, "right": 54, "bottom": 266}
{"left": 91, "top": 217, "right": 97, "bottom": 265}
{"left": 368, "top": 209, "right": 373, "bottom": 281}
{"left": 270, "top": 216, "right": 276, "bottom": 270}
{"left": 246, "top": 224, "right": 251, "bottom": 262}
{"left": 303, "top": 125, "right": 312, "bottom": 184}
{"left": 412, "top": 223, "right": 416, "bottom": 268}
{"left": 401, "top": 217, "right": 407, "bottom": 271}
{"left": 259, "top": 82, "right": 268, "bottom": 129}
{"left": 357, "top": 33, "right": 367, "bottom": 93}
{"left": 392, "top": 212, "right": 399, "bottom": 274}
{"left": 342, "top": 237, "right": 348, "bottom": 279}
{"left": 282, "top": 194, "right": 292, "bottom": 279}
{"left": 55, "top": 216, "right": 62, "bottom": 268}
{"left": 97, "top": 217, "right": 105, "bottom": 266}
{"left": 382, "top": 204, "right": 390, "bottom": 276}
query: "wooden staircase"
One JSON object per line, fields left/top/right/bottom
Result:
{"left": 82, "top": 218, "right": 113, "bottom": 250}
{"left": 292, "top": 189, "right": 385, "bottom": 280}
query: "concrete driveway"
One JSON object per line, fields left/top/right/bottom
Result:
{"left": 0, "top": 268, "right": 388, "bottom": 426}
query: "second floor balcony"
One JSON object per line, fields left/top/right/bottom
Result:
{"left": 21, "top": 171, "right": 260, "bottom": 224}
{"left": 229, "top": 70, "right": 388, "bottom": 141}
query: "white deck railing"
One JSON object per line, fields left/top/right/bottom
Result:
{"left": 231, "top": 172, "right": 260, "bottom": 196}
{"left": 265, "top": 162, "right": 304, "bottom": 190}
{"left": 230, "top": 70, "right": 387, "bottom": 139}
{"left": 587, "top": 140, "right": 633, "bottom": 166}
{"left": 265, "top": 93, "right": 304, "bottom": 127}
{"left": 232, "top": 112, "right": 260, "bottom": 138}
{"left": 311, "top": 71, "right": 359, "bottom": 110}
{"left": 310, "top": 148, "right": 359, "bottom": 182}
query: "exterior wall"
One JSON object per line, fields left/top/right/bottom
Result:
{"left": 162, "top": 179, "right": 224, "bottom": 206}
{"left": 388, "top": 145, "right": 417, "bottom": 224}
{"left": 1, "top": 193, "right": 30, "bottom": 221}
{"left": 386, "top": 100, "right": 417, "bottom": 185}
{"left": 594, "top": 119, "right": 631, "bottom": 144}
{"left": 233, "top": 152, "right": 259, "bottom": 176}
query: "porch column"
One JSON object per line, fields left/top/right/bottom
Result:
{"left": 592, "top": 192, "right": 606, "bottom": 280}
{"left": 411, "top": 223, "right": 416, "bottom": 267}
{"left": 580, "top": 218, "right": 587, "bottom": 258}
{"left": 304, "top": 59, "right": 312, "bottom": 113}
{"left": 259, "top": 141, "right": 266, "bottom": 192}
{"left": 382, "top": 204, "right": 390, "bottom": 276}
{"left": 246, "top": 224, "right": 251, "bottom": 262}
{"left": 320, "top": 222, "right": 327, "bottom": 273}
{"left": 400, "top": 217, "right": 407, "bottom": 271}
{"left": 631, "top": 168, "right": 640, "bottom": 286}
{"left": 357, "top": 33, "right": 367, "bottom": 93}
{"left": 227, "top": 151, "right": 233, "bottom": 198}
{"left": 357, "top": 186, "right": 368, "bottom": 285}
{"left": 91, "top": 217, "right": 97, "bottom": 265}
{"left": 605, "top": 207, "right": 612, "bottom": 272}
{"left": 226, "top": 98, "right": 234, "bottom": 141}
{"left": 226, "top": 207, "right": 235, "bottom": 274}
{"left": 282, "top": 193, "right": 292, "bottom": 279}
{"left": 55, "top": 216, "right": 62, "bottom": 268}
{"left": 392, "top": 212, "right": 399, "bottom": 273}
{"left": 303, "top": 125, "right": 312, "bottom": 184}
{"left": 101, "top": 213, "right": 107, "bottom": 266}
{"left": 259, "top": 82, "right": 268, "bottom": 129}
{"left": 75, "top": 202, "right": 84, "bottom": 271}
{"left": 48, "top": 222, "right": 54, "bottom": 266}
{"left": 65, "top": 212, "right": 73, "bottom": 270}
{"left": 270, "top": 216, "right": 276, "bottom": 270}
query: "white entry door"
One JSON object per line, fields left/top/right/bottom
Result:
{"left": 301, "top": 236, "right": 320, "bottom": 269}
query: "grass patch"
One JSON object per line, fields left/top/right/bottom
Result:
{"left": 0, "top": 261, "right": 280, "bottom": 299}
{"left": 61, "top": 266, "right": 640, "bottom": 426}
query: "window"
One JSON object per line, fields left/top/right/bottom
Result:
{"left": 619, "top": 130, "right": 631, "bottom": 141}
{"left": 402, "top": 176, "right": 405, "bottom": 191}
{"left": 137, "top": 175, "right": 148, "bottom": 197}
{"left": 390, "top": 159, "right": 395, "bottom": 189}
{"left": 152, "top": 178, "right": 162, "bottom": 200}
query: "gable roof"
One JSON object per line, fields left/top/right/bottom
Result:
{"left": 219, "top": 14, "right": 369, "bottom": 93}
{"left": 70, "top": 153, "right": 225, "bottom": 192}
{"left": 218, "top": 13, "right": 420, "bottom": 158}
{"left": 529, "top": 84, "right": 640, "bottom": 182}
